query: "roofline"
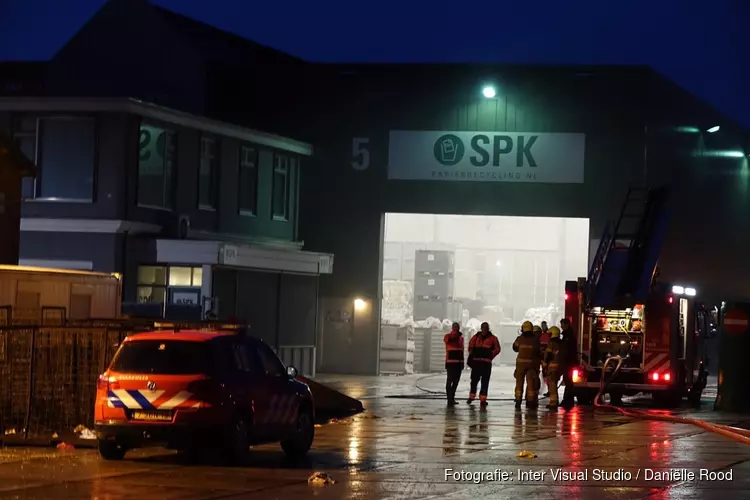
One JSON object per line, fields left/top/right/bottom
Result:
{"left": 644, "top": 68, "right": 750, "bottom": 136}
{"left": 150, "top": 5, "right": 307, "bottom": 65}
{"left": 312, "top": 62, "right": 653, "bottom": 71}
{"left": 0, "top": 97, "right": 313, "bottom": 156}
{"left": 0, "top": 264, "right": 121, "bottom": 279}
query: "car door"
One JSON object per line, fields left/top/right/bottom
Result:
{"left": 215, "top": 337, "right": 272, "bottom": 440}
{"left": 251, "top": 340, "right": 298, "bottom": 438}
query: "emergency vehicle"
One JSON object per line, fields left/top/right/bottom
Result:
{"left": 563, "top": 187, "right": 710, "bottom": 407}
{"left": 94, "top": 329, "right": 315, "bottom": 462}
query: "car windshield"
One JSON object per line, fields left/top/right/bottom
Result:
{"left": 109, "top": 340, "right": 211, "bottom": 375}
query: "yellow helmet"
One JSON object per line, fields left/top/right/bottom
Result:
{"left": 549, "top": 326, "right": 561, "bottom": 338}
{"left": 521, "top": 321, "right": 534, "bottom": 332}
{"left": 533, "top": 325, "right": 542, "bottom": 333}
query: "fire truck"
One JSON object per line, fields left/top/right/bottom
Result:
{"left": 563, "top": 187, "right": 711, "bottom": 408}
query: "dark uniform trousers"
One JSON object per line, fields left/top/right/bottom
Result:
{"left": 560, "top": 332, "right": 577, "bottom": 407}
{"left": 470, "top": 363, "right": 492, "bottom": 399}
{"left": 444, "top": 337, "right": 464, "bottom": 402}
{"left": 446, "top": 364, "right": 463, "bottom": 401}
{"left": 468, "top": 336, "right": 500, "bottom": 402}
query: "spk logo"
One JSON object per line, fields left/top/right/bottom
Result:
{"left": 433, "top": 134, "right": 465, "bottom": 166}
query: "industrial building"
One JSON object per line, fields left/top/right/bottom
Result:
{"left": 1, "top": 1, "right": 749, "bottom": 377}
{"left": 0, "top": 0, "right": 329, "bottom": 376}
{"left": 299, "top": 64, "right": 750, "bottom": 375}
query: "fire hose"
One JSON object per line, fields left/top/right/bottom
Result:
{"left": 594, "top": 355, "right": 750, "bottom": 445}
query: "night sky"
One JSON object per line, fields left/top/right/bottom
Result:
{"left": 2, "top": 0, "right": 749, "bottom": 128}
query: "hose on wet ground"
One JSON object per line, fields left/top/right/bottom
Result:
{"left": 593, "top": 356, "right": 750, "bottom": 445}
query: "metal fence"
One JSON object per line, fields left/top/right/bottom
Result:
{"left": 0, "top": 324, "right": 128, "bottom": 440}
{"left": 0, "top": 306, "right": 250, "bottom": 440}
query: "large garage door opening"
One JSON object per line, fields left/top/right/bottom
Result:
{"left": 380, "top": 213, "right": 590, "bottom": 372}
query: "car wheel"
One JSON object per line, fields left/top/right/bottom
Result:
{"left": 225, "top": 417, "right": 251, "bottom": 464}
{"left": 98, "top": 441, "right": 127, "bottom": 461}
{"left": 281, "top": 410, "right": 314, "bottom": 459}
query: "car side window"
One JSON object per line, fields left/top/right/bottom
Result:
{"left": 231, "top": 340, "right": 253, "bottom": 373}
{"left": 216, "top": 337, "right": 262, "bottom": 378}
{"left": 253, "top": 341, "right": 286, "bottom": 378}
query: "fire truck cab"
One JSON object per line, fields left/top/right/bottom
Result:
{"left": 564, "top": 186, "right": 710, "bottom": 408}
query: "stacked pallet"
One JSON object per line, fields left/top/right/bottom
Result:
{"left": 379, "top": 324, "right": 415, "bottom": 374}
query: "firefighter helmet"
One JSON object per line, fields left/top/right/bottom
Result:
{"left": 521, "top": 321, "right": 534, "bottom": 332}
{"left": 533, "top": 325, "right": 542, "bottom": 333}
{"left": 549, "top": 326, "right": 561, "bottom": 338}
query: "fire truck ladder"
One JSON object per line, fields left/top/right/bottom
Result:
{"left": 586, "top": 186, "right": 669, "bottom": 307}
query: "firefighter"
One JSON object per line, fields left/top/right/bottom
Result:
{"left": 538, "top": 322, "right": 550, "bottom": 396}
{"left": 444, "top": 322, "right": 464, "bottom": 406}
{"left": 466, "top": 322, "right": 501, "bottom": 407}
{"left": 559, "top": 318, "right": 577, "bottom": 409}
{"left": 513, "top": 321, "right": 541, "bottom": 409}
{"left": 542, "top": 326, "right": 565, "bottom": 410}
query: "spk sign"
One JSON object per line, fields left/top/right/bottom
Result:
{"left": 389, "top": 131, "right": 585, "bottom": 183}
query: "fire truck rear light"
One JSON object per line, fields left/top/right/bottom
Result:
{"left": 651, "top": 372, "right": 660, "bottom": 381}
{"left": 571, "top": 368, "right": 582, "bottom": 383}
{"left": 564, "top": 293, "right": 569, "bottom": 301}
{"left": 664, "top": 373, "right": 671, "bottom": 381}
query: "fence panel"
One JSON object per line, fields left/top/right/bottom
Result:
{"left": 0, "top": 317, "right": 249, "bottom": 440}
{"left": 0, "top": 327, "right": 33, "bottom": 436}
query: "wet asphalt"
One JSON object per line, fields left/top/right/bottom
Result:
{"left": 1, "top": 365, "right": 748, "bottom": 499}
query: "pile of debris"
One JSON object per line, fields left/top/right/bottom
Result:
{"left": 381, "top": 280, "right": 413, "bottom": 325}
{"left": 523, "top": 304, "right": 561, "bottom": 326}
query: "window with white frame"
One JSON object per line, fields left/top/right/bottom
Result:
{"left": 238, "top": 145, "right": 258, "bottom": 215}
{"left": 272, "top": 154, "right": 291, "bottom": 221}
{"left": 137, "top": 123, "right": 176, "bottom": 209}
{"left": 199, "top": 136, "right": 218, "bottom": 209}
{"left": 12, "top": 115, "right": 96, "bottom": 201}
{"left": 136, "top": 265, "right": 203, "bottom": 306}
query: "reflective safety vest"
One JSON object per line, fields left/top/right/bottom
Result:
{"left": 469, "top": 333, "right": 501, "bottom": 364}
{"left": 538, "top": 331, "right": 550, "bottom": 358}
{"left": 513, "top": 332, "right": 541, "bottom": 366}
{"left": 444, "top": 331, "right": 465, "bottom": 363}
{"left": 543, "top": 338, "right": 565, "bottom": 371}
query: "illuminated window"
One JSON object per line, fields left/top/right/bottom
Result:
{"left": 168, "top": 267, "right": 193, "bottom": 286}
{"left": 136, "top": 265, "right": 202, "bottom": 305}
{"left": 137, "top": 265, "right": 167, "bottom": 305}
{"left": 167, "top": 266, "right": 202, "bottom": 287}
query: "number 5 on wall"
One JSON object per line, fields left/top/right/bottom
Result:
{"left": 352, "top": 137, "right": 370, "bottom": 171}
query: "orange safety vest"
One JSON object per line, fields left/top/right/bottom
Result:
{"left": 539, "top": 331, "right": 550, "bottom": 357}
{"left": 444, "top": 331, "right": 465, "bottom": 363}
{"left": 469, "top": 333, "right": 501, "bottom": 364}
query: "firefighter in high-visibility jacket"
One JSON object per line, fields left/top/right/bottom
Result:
{"left": 513, "top": 321, "right": 541, "bottom": 409}
{"left": 542, "top": 326, "right": 565, "bottom": 411}
{"left": 467, "top": 322, "right": 501, "bottom": 407}
{"left": 444, "top": 322, "right": 464, "bottom": 406}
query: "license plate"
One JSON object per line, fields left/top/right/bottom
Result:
{"left": 131, "top": 410, "right": 173, "bottom": 422}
